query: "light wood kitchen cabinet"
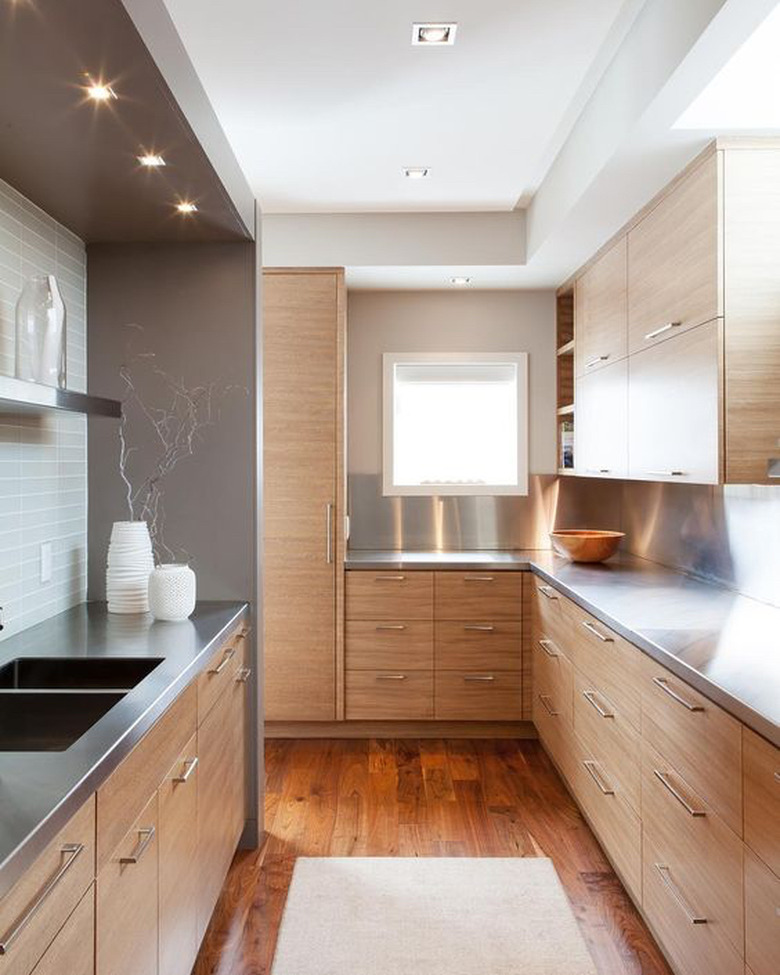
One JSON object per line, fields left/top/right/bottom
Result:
{"left": 346, "top": 571, "right": 434, "bottom": 621}
{"left": 159, "top": 735, "right": 200, "bottom": 975}
{"left": 435, "top": 621, "right": 521, "bottom": 671}
{"left": 346, "top": 620, "right": 433, "bottom": 670}
{"left": 744, "top": 727, "right": 780, "bottom": 876}
{"left": 575, "top": 235, "right": 627, "bottom": 376}
{"left": 97, "top": 791, "right": 159, "bottom": 975}
{"left": 29, "top": 887, "right": 94, "bottom": 975}
{"left": 745, "top": 848, "right": 780, "bottom": 975}
{"left": 345, "top": 670, "right": 434, "bottom": 720}
{"left": 435, "top": 572, "right": 522, "bottom": 620}
{"left": 575, "top": 358, "right": 628, "bottom": 478}
{"left": 264, "top": 268, "right": 346, "bottom": 721}
{"left": 627, "top": 151, "right": 721, "bottom": 355}
{"left": 435, "top": 671, "right": 521, "bottom": 720}
{"left": 628, "top": 320, "right": 721, "bottom": 484}
{"left": 0, "top": 799, "right": 94, "bottom": 975}
{"left": 197, "top": 641, "right": 248, "bottom": 940}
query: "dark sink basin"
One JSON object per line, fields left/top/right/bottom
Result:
{"left": 0, "top": 692, "right": 126, "bottom": 751}
{"left": 0, "top": 657, "right": 163, "bottom": 691}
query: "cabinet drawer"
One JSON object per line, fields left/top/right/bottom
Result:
{"left": 30, "top": 885, "right": 94, "bottom": 975}
{"left": 435, "top": 621, "right": 521, "bottom": 671}
{"left": 640, "top": 654, "right": 742, "bottom": 835}
{"left": 571, "top": 734, "right": 641, "bottom": 902}
{"left": 745, "top": 849, "right": 780, "bottom": 975}
{"left": 532, "top": 634, "right": 573, "bottom": 728}
{"left": 533, "top": 580, "right": 572, "bottom": 650}
{"left": 345, "top": 670, "right": 433, "bottom": 720}
{"left": 198, "top": 626, "right": 247, "bottom": 724}
{"left": 627, "top": 152, "right": 720, "bottom": 355}
{"left": 435, "top": 671, "right": 521, "bottom": 720}
{"left": 346, "top": 620, "right": 433, "bottom": 670}
{"left": 97, "top": 683, "right": 196, "bottom": 868}
{"left": 97, "top": 791, "right": 159, "bottom": 975}
{"left": 0, "top": 799, "right": 94, "bottom": 975}
{"left": 563, "top": 604, "right": 642, "bottom": 730}
{"left": 572, "top": 668, "right": 640, "bottom": 814}
{"left": 641, "top": 740, "right": 743, "bottom": 963}
{"left": 744, "top": 727, "right": 780, "bottom": 876}
{"left": 434, "top": 571, "right": 522, "bottom": 620}
{"left": 346, "top": 571, "right": 434, "bottom": 620}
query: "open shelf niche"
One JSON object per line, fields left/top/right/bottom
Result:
{"left": 556, "top": 288, "right": 575, "bottom": 473}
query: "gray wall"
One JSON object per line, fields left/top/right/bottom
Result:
{"left": 87, "top": 242, "right": 256, "bottom": 603}
{"left": 347, "top": 289, "right": 557, "bottom": 550}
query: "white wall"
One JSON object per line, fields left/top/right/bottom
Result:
{"left": 348, "top": 289, "right": 557, "bottom": 478}
{"left": 0, "top": 177, "right": 87, "bottom": 639}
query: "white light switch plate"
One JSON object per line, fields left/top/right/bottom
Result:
{"left": 40, "top": 542, "right": 53, "bottom": 583}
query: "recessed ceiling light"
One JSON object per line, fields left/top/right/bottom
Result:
{"left": 85, "top": 82, "right": 117, "bottom": 102}
{"left": 451, "top": 276, "right": 471, "bottom": 286}
{"left": 412, "top": 22, "right": 457, "bottom": 46}
{"left": 138, "top": 153, "right": 166, "bottom": 168}
{"left": 175, "top": 201, "right": 198, "bottom": 214}
{"left": 403, "top": 167, "right": 430, "bottom": 179}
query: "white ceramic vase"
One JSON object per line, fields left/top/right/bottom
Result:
{"left": 106, "top": 521, "right": 155, "bottom": 614}
{"left": 148, "top": 564, "right": 196, "bottom": 621}
{"left": 15, "top": 274, "right": 67, "bottom": 388}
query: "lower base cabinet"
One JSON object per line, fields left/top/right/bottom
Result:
{"left": 30, "top": 887, "right": 95, "bottom": 975}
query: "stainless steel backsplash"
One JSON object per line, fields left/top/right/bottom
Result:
{"left": 348, "top": 473, "right": 780, "bottom": 607}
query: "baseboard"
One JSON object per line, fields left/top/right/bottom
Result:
{"left": 265, "top": 720, "right": 538, "bottom": 739}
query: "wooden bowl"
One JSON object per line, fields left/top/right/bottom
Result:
{"left": 550, "top": 529, "right": 625, "bottom": 563}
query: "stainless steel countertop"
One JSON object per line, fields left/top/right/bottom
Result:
{"left": 347, "top": 549, "right": 780, "bottom": 748}
{"left": 0, "top": 600, "right": 249, "bottom": 900}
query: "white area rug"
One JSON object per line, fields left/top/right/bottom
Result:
{"left": 271, "top": 857, "right": 598, "bottom": 975}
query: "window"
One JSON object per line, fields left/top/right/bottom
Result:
{"left": 383, "top": 352, "right": 529, "bottom": 496}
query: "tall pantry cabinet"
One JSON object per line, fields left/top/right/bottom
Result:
{"left": 263, "top": 269, "right": 346, "bottom": 721}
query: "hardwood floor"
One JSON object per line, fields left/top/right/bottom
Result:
{"left": 194, "top": 738, "right": 672, "bottom": 975}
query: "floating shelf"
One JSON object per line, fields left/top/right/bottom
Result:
{"left": 556, "top": 339, "right": 575, "bottom": 356}
{"left": 0, "top": 375, "right": 121, "bottom": 418}
{"left": 557, "top": 403, "right": 575, "bottom": 416}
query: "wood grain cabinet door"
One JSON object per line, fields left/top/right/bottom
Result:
{"left": 263, "top": 270, "right": 342, "bottom": 720}
{"left": 628, "top": 319, "right": 722, "bottom": 485}
{"left": 575, "top": 236, "right": 627, "bottom": 377}
{"left": 159, "top": 734, "right": 199, "bottom": 975}
{"left": 97, "top": 792, "right": 159, "bottom": 975}
{"left": 575, "top": 358, "right": 628, "bottom": 478}
{"left": 30, "top": 887, "right": 94, "bottom": 975}
{"left": 628, "top": 152, "right": 721, "bottom": 354}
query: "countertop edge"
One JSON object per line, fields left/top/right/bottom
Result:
{"left": 0, "top": 601, "right": 250, "bottom": 901}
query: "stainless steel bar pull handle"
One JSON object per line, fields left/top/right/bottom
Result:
{"left": 376, "top": 624, "right": 407, "bottom": 631}
{"left": 652, "top": 676, "right": 704, "bottom": 712}
{"left": 585, "top": 468, "right": 611, "bottom": 474}
{"left": 376, "top": 674, "right": 407, "bottom": 681}
{"left": 464, "top": 575, "right": 495, "bottom": 582}
{"left": 120, "top": 826, "right": 156, "bottom": 865}
{"left": 653, "top": 769, "right": 706, "bottom": 817}
{"left": 581, "top": 620, "right": 614, "bottom": 643}
{"left": 538, "top": 585, "right": 558, "bottom": 600}
{"left": 209, "top": 646, "right": 236, "bottom": 675}
{"left": 464, "top": 675, "right": 496, "bottom": 682}
{"left": 654, "top": 864, "right": 707, "bottom": 924}
{"left": 583, "top": 690, "right": 615, "bottom": 719}
{"left": 0, "top": 843, "right": 84, "bottom": 955}
{"left": 644, "top": 321, "right": 681, "bottom": 341}
{"left": 235, "top": 667, "right": 252, "bottom": 683}
{"left": 538, "top": 694, "right": 558, "bottom": 716}
{"left": 174, "top": 756, "right": 199, "bottom": 784}
{"left": 375, "top": 575, "right": 406, "bottom": 582}
{"left": 645, "top": 470, "right": 686, "bottom": 477}
{"left": 583, "top": 760, "right": 615, "bottom": 796}
{"left": 325, "top": 503, "right": 333, "bottom": 564}
{"left": 585, "top": 354, "right": 610, "bottom": 367}
{"left": 464, "top": 624, "right": 495, "bottom": 632}
{"left": 538, "top": 639, "right": 560, "bottom": 658}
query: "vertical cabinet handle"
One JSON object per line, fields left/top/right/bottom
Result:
{"left": 0, "top": 843, "right": 84, "bottom": 955}
{"left": 654, "top": 864, "right": 707, "bottom": 924}
{"left": 325, "top": 502, "right": 333, "bottom": 564}
{"left": 120, "top": 826, "right": 156, "bottom": 865}
{"left": 174, "top": 757, "right": 199, "bottom": 784}
{"left": 652, "top": 677, "right": 704, "bottom": 712}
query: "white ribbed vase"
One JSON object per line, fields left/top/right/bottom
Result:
{"left": 106, "top": 521, "right": 154, "bottom": 614}
{"left": 148, "top": 564, "right": 196, "bottom": 622}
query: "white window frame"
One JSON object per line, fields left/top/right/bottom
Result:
{"left": 382, "top": 351, "right": 529, "bottom": 497}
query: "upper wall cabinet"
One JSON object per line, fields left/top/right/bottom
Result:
{"left": 575, "top": 236, "right": 628, "bottom": 377}
{"left": 627, "top": 153, "right": 721, "bottom": 355}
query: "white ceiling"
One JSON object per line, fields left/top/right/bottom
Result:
{"left": 162, "top": 0, "right": 640, "bottom": 214}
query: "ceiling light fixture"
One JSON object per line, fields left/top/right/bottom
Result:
{"left": 138, "top": 153, "right": 166, "bottom": 168}
{"left": 412, "top": 22, "right": 457, "bottom": 46}
{"left": 85, "top": 82, "right": 117, "bottom": 102}
{"left": 403, "top": 167, "right": 430, "bottom": 179}
{"left": 451, "top": 276, "right": 471, "bottom": 286}
{"left": 175, "top": 201, "right": 198, "bottom": 214}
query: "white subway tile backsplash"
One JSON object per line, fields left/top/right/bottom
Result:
{"left": 0, "top": 175, "right": 87, "bottom": 640}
